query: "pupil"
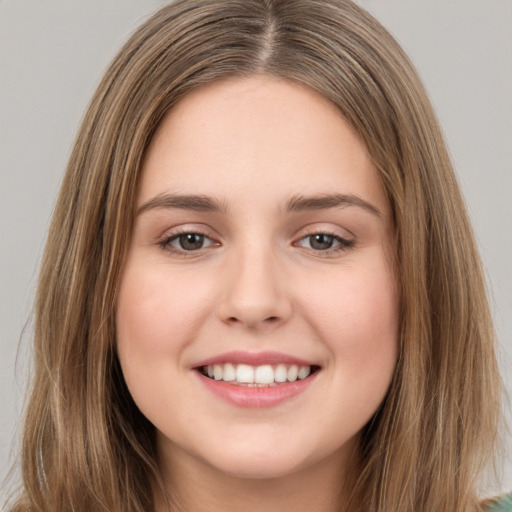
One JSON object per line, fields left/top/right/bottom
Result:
{"left": 180, "top": 233, "right": 204, "bottom": 250}
{"left": 310, "top": 234, "right": 333, "bottom": 250}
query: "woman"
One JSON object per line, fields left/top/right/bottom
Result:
{"left": 7, "top": 0, "right": 508, "bottom": 511}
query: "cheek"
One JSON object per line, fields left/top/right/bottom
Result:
{"left": 116, "top": 262, "right": 214, "bottom": 360}
{"left": 318, "top": 266, "right": 398, "bottom": 434}
{"left": 299, "top": 258, "right": 399, "bottom": 381}
{"left": 115, "top": 260, "right": 214, "bottom": 419}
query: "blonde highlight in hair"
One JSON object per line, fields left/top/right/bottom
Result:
{"left": 9, "top": 1, "right": 501, "bottom": 511}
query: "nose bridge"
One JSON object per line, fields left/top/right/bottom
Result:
{"left": 217, "top": 238, "right": 291, "bottom": 329}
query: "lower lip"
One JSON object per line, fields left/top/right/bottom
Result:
{"left": 196, "top": 371, "right": 318, "bottom": 408}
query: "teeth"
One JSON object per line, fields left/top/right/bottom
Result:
{"left": 202, "top": 363, "right": 314, "bottom": 386}
{"left": 287, "top": 365, "right": 298, "bottom": 382}
{"left": 275, "top": 364, "right": 287, "bottom": 383}
{"left": 255, "top": 365, "right": 274, "bottom": 384}
{"left": 213, "top": 364, "right": 223, "bottom": 380}
{"left": 236, "top": 364, "right": 254, "bottom": 383}
{"left": 223, "top": 363, "right": 236, "bottom": 382}
{"left": 298, "top": 366, "right": 311, "bottom": 380}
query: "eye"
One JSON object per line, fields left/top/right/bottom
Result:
{"left": 296, "top": 233, "right": 354, "bottom": 253}
{"left": 159, "top": 232, "right": 216, "bottom": 253}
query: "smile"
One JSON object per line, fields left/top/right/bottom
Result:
{"left": 193, "top": 352, "right": 321, "bottom": 408}
{"left": 199, "top": 363, "right": 316, "bottom": 386}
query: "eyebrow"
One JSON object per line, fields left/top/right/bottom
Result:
{"left": 284, "top": 193, "right": 382, "bottom": 217}
{"left": 137, "top": 192, "right": 381, "bottom": 217}
{"left": 137, "top": 193, "right": 229, "bottom": 215}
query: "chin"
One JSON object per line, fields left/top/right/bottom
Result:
{"left": 207, "top": 452, "right": 309, "bottom": 480}
{"left": 195, "top": 432, "right": 348, "bottom": 482}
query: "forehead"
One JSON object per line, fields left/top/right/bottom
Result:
{"left": 138, "top": 76, "right": 389, "bottom": 217}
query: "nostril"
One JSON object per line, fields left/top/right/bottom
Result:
{"left": 227, "top": 316, "right": 278, "bottom": 322}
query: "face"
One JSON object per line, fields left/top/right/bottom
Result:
{"left": 116, "top": 76, "right": 399, "bottom": 482}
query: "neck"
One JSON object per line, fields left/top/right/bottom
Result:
{"left": 153, "top": 441, "right": 360, "bottom": 512}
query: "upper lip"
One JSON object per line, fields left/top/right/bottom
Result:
{"left": 192, "top": 350, "right": 319, "bottom": 368}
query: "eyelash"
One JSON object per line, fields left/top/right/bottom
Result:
{"left": 158, "top": 230, "right": 354, "bottom": 257}
{"left": 294, "top": 231, "right": 355, "bottom": 256}
{"left": 158, "top": 229, "right": 217, "bottom": 256}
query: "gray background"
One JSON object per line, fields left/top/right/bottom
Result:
{"left": 1, "top": 0, "right": 511, "bottom": 498}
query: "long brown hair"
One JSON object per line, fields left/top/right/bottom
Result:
{"left": 9, "top": 1, "right": 501, "bottom": 510}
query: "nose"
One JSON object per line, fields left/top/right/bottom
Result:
{"left": 216, "top": 244, "right": 293, "bottom": 331}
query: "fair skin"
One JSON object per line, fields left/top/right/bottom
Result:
{"left": 116, "top": 76, "right": 399, "bottom": 512}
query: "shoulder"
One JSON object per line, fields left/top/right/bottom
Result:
{"left": 482, "top": 493, "right": 512, "bottom": 512}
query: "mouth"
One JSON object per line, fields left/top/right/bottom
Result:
{"left": 197, "top": 363, "right": 320, "bottom": 387}
{"left": 192, "top": 352, "right": 321, "bottom": 407}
